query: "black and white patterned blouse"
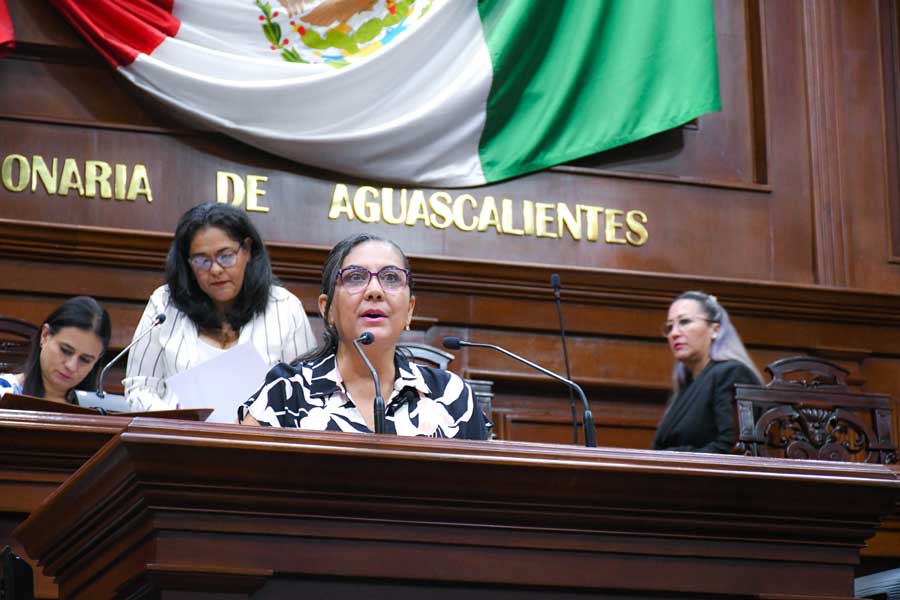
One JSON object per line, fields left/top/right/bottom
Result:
{"left": 240, "top": 353, "right": 489, "bottom": 440}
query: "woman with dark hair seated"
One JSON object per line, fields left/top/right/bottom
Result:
{"left": 0, "top": 296, "right": 111, "bottom": 403}
{"left": 124, "top": 203, "right": 315, "bottom": 411}
{"left": 239, "top": 233, "right": 489, "bottom": 440}
{"left": 653, "top": 290, "right": 764, "bottom": 453}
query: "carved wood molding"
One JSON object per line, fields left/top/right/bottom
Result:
{"left": 120, "top": 564, "right": 273, "bottom": 598}
{"left": 803, "top": 0, "right": 852, "bottom": 286}
{"left": 3, "top": 218, "right": 900, "bottom": 327}
{"left": 550, "top": 164, "right": 773, "bottom": 193}
{"left": 0, "top": 219, "right": 171, "bottom": 268}
{"left": 880, "top": 0, "right": 900, "bottom": 264}
{"left": 746, "top": 0, "right": 770, "bottom": 185}
{"left": 464, "top": 368, "right": 672, "bottom": 393}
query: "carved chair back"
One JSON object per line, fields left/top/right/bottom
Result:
{"left": 734, "top": 356, "right": 897, "bottom": 464}
{"left": 0, "top": 317, "right": 39, "bottom": 374}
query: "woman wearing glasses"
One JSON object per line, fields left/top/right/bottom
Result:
{"left": 239, "top": 233, "right": 489, "bottom": 440}
{"left": 124, "top": 203, "right": 315, "bottom": 411}
{"left": 653, "top": 290, "right": 763, "bottom": 453}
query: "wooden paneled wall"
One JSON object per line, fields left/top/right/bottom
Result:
{"left": 3, "top": 0, "right": 900, "bottom": 449}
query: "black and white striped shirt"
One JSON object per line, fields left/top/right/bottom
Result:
{"left": 124, "top": 285, "right": 315, "bottom": 411}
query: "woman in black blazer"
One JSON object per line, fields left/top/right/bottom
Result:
{"left": 653, "top": 291, "right": 764, "bottom": 454}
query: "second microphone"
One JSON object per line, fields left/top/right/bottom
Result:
{"left": 443, "top": 336, "right": 597, "bottom": 447}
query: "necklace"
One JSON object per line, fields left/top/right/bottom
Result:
{"left": 203, "top": 324, "right": 238, "bottom": 348}
{"left": 219, "top": 324, "right": 237, "bottom": 344}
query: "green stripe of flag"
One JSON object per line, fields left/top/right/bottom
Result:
{"left": 476, "top": 0, "right": 721, "bottom": 182}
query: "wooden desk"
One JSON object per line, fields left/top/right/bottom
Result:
{"left": 14, "top": 418, "right": 900, "bottom": 600}
{"left": 0, "top": 409, "right": 131, "bottom": 599}
{"left": 0, "top": 404, "right": 210, "bottom": 598}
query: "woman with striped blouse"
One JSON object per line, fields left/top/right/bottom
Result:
{"left": 123, "top": 203, "right": 315, "bottom": 411}
{"left": 239, "top": 233, "right": 488, "bottom": 440}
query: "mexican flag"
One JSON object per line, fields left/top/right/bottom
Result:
{"left": 51, "top": 0, "right": 720, "bottom": 187}
{"left": 0, "top": 0, "right": 14, "bottom": 57}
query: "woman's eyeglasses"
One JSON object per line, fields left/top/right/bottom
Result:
{"left": 189, "top": 247, "right": 242, "bottom": 272}
{"left": 337, "top": 265, "right": 410, "bottom": 292}
{"left": 662, "top": 316, "right": 711, "bottom": 336}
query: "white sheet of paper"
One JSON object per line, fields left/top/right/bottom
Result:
{"left": 167, "top": 341, "right": 270, "bottom": 423}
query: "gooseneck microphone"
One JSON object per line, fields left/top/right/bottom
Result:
{"left": 95, "top": 313, "right": 167, "bottom": 398}
{"left": 551, "top": 273, "right": 579, "bottom": 445}
{"left": 443, "top": 336, "right": 597, "bottom": 447}
{"left": 352, "top": 331, "right": 385, "bottom": 434}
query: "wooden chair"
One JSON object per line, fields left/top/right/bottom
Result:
{"left": 0, "top": 317, "right": 39, "bottom": 374}
{"left": 734, "top": 356, "right": 897, "bottom": 464}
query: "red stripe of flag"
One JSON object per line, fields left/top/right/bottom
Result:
{"left": 50, "top": 0, "right": 178, "bottom": 67}
{"left": 0, "top": 0, "right": 14, "bottom": 57}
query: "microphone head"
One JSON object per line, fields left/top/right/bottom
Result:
{"left": 550, "top": 273, "right": 561, "bottom": 290}
{"left": 442, "top": 336, "right": 462, "bottom": 350}
{"left": 357, "top": 331, "right": 374, "bottom": 345}
{"left": 154, "top": 313, "right": 167, "bottom": 325}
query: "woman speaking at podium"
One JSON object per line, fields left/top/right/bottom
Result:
{"left": 123, "top": 203, "right": 316, "bottom": 411}
{"left": 239, "top": 233, "right": 489, "bottom": 440}
{"left": 653, "top": 291, "right": 763, "bottom": 453}
{"left": 0, "top": 296, "right": 111, "bottom": 403}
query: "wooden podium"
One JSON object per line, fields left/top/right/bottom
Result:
{"left": 0, "top": 399, "right": 211, "bottom": 598}
{"left": 0, "top": 408, "right": 132, "bottom": 598}
{"left": 12, "top": 417, "right": 900, "bottom": 600}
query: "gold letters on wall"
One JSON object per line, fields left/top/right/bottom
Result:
{"left": 1, "top": 154, "right": 153, "bottom": 202}
{"left": 216, "top": 171, "right": 270, "bottom": 213}
{"left": 1, "top": 156, "right": 649, "bottom": 246}
{"left": 326, "top": 183, "right": 649, "bottom": 246}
